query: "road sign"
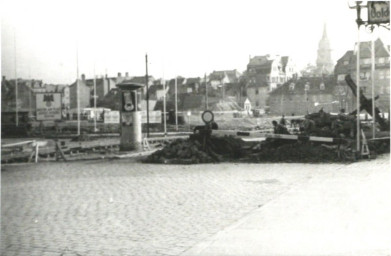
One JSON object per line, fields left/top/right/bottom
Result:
{"left": 36, "top": 93, "right": 62, "bottom": 120}
{"left": 368, "top": 1, "right": 390, "bottom": 24}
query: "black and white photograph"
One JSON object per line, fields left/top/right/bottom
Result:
{"left": 1, "top": 0, "right": 390, "bottom": 255}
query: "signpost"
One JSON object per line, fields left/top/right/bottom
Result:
{"left": 368, "top": 1, "right": 390, "bottom": 24}
{"left": 36, "top": 93, "right": 62, "bottom": 121}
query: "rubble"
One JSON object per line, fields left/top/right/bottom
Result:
{"left": 252, "top": 139, "right": 353, "bottom": 163}
{"left": 144, "top": 135, "right": 247, "bottom": 164}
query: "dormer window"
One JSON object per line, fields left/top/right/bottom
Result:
{"left": 343, "top": 60, "right": 349, "bottom": 65}
{"left": 320, "top": 83, "right": 325, "bottom": 90}
{"left": 289, "top": 83, "right": 295, "bottom": 91}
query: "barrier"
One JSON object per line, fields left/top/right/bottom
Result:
{"left": 2, "top": 140, "right": 48, "bottom": 163}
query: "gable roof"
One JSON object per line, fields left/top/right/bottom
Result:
{"left": 209, "top": 70, "right": 239, "bottom": 83}
{"left": 354, "top": 38, "right": 390, "bottom": 58}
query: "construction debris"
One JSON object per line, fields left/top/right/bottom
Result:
{"left": 144, "top": 134, "right": 247, "bottom": 164}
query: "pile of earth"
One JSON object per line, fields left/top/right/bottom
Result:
{"left": 144, "top": 134, "right": 247, "bottom": 164}
{"left": 144, "top": 135, "right": 389, "bottom": 164}
{"left": 252, "top": 139, "right": 350, "bottom": 163}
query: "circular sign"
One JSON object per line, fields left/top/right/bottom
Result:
{"left": 202, "top": 110, "right": 214, "bottom": 124}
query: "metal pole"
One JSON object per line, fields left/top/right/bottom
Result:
{"left": 371, "top": 30, "right": 376, "bottom": 139}
{"left": 356, "top": 27, "right": 360, "bottom": 152}
{"left": 76, "top": 43, "right": 80, "bottom": 136}
{"left": 163, "top": 80, "right": 167, "bottom": 136}
{"left": 145, "top": 54, "right": 150, "bottom": 138}
{"left": 305, "top": 89, "right": 308, "bottom": 114}
{"left": 205, "top": 73, "right": 209, "bottom": 109}
{"left": 14, "top": 28, "right": 18, "bottom": 127}
{"left": 175, "top": 77, "right": 178, "bottom": 131}
{"left": 93, "top": 63, "right": 97, "bottom": 132}
{"left": 188, "top": 114, "right": 191, "bottom": 132}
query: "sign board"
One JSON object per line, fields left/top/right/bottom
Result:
{"left": 368, "top": 1, "right": 390, "bottom": 24}
{"left": 104, "top": 111, "right": 162, "bottom": 124}
{"left": 36, "top": 93, "right": 62, "bottom": 121}
{"left": 141, "top": 111, "right": 162, "bottom": 124}
{"left": 104, "top": 111, "right": 120, "bottom": 124}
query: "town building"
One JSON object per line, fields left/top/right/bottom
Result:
{"left": 267, "top": 77, "right": 340, "bottom": 115}
{"left": 245, "top": 55, "right": 298, "bottom": 110}
{"left": 334, "top": 38, "right": 390, "bottom": 110}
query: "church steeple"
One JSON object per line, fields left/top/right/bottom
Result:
{"left": 316, "top": 23, "right": 334, "bottom": 74}
{"left": 322, "top": 23, "right": 328, "bottom": 39}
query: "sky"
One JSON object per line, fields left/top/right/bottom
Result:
{"left": 1, "top": 0, "right": 390, "bottom": 84}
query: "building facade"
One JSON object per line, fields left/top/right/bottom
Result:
{"left": 268, "top": 77, "right": 339, "bottom": 115}
{"left": 334, "top": 38, "right": 390, "bottom": 111}
{"left": 245, "top": 55, "right": 298, "bottom": 110}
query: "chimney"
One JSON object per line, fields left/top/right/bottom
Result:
{"left": 125, "top": 72, "right": 129, "bottom": 77}
{"left": 2, "top": 76, "right": 5, "bottom": 81}
{"left": 81, "top": 74, "right": 86, "bottom": 81}
{"left": 117, "top": 72, "right": 122, "bottom": 77}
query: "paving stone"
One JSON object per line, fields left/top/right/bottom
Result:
{"left": 2, "top": 155, "right": 388, "bottom": 255}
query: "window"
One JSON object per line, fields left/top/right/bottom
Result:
{"left": 360, "top": 72, "right": 370, "bottom": 80}
{"left": 378, "top": 57, "right": 385, "bottom": 64}
{"left": 289, "top": 83, "right": 295, "bottom": 91}
{"left": 343, "top": 60, "right": 349, "bottom": 65}
{"left": 304, "top": 82, "right": 310, "bottom": 91}
{"left": 320, "top": 83, "right": 325, "bottom": 90}
{"left": 255, "top": 89, "right": 259, "bottom": 95}
{"left": 378, "top": 70, "right": 385, "bottom": 80}
{"left": 362, "top": 58, "right": 371, "bottom": 64}
{"left": 386, "top": 70, "right": 390, "bottom": 79}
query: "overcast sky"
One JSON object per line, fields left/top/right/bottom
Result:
{"left": 1, "top": 0, "right": 390, "bottom": 84}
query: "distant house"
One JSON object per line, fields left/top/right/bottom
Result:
{"left": 209, "top": 70, "right": 240, "bottom": 89}
{"left": 1, "top": 77, "right": 35, "bottom": 113}
{"left": 268, "top": 77, "right": 340, "bottom": 115}
{"left": 123, "top": 75, "right": 154, "bottom": 97}
{"left": 334, "top": 38, "right": 390, "bottom": 110}
{"left": 245, "top": 55, "right": 298, "bottom": 111}
{"left": 69, "top": 75, "right": 92, "bottom": 110}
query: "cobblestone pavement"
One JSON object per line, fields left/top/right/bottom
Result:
{"left": 1, "top": 156, "right": 386, "bottom": 256}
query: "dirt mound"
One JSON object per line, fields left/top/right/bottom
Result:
{"left": 144, "top": 135, "right": 246, "bottom": 164}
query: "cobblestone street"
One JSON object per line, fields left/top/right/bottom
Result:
{"left": 1, "top": 156, "right": 389, "bottom": 256}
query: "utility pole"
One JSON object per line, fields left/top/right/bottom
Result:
{"left": 145, "top": 54, "right": 150, "bottom": 138}
{"left": 356, "top": 22, "right": 361, "bottom": 153}
{"left": 14, "top": 28, "right": 18, "bottom": 127}
{"left": 371, "top": 29, "right": 376, "bottom": 139}
{"left": 205, "top": 73, "right": 208, "bottom": 109}
{"left": 163, "top": 79, "right": 167, "bottom": 136}
{"left": 76, "top": 42, "right": 80, "bottom": 136}
{"left": 93, "top": 62, "right": 97, "bottom": 132}
{"left": 175, "top": 76, "right": 178, "bottom": 131}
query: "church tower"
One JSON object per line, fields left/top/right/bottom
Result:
{"left": 316, "top": 24, "right": 334, "bottom": 74}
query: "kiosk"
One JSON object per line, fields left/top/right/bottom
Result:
{"left": 116, "top": 82, "right": 144, "bottom": 151}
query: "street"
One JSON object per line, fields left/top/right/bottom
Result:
{"left": 1, "top": 154, "right": 390, "bottom": 256}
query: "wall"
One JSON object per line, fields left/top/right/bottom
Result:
{"left": 247, "top": 86, "right": 269, "bottom": 109}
